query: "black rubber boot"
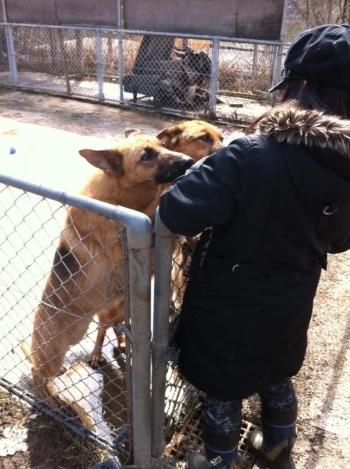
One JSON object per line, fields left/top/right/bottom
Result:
{"left": 247, "top": 402, "right": 298, "bottom": 469}
{"left": 186, "top": 424, "right": 240, "bottom": 469}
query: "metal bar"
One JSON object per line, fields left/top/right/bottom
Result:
{"left": 328, "top": 0, "right": 335, "bottom": 22}
{"left": 252, "top": 44, "right": 258, "bottom": 87}
{"left": 117, "top": 0, "right": 123, "bottom": 101}
{"left": 127, "top": 215, "right": 152, "bottom": 469}
{"left": 57, "top": 28, "right": 71, "bottom": 95}
{"left": 5, "top": 24, "right": 17, "bottom": 84}
{"left": 96, "top": 28, "right": 105, "bottom": 101}
{"left": 0, "top": 173, "right": 151, "bottom": 241}
{"left": 209, "top": 38, "right": 219, "bottom": 119}
{"left": 118, "top": 31, "right": 124, "bottom": 102}
{"left": 0, "top": 22, "right": 288, "bottom": 47}
{"left": 270, "top": 0, "right": 289, "bottom": 103}
{"left": 1, "top": 0, "right": 7, "bottom": 22}
{"left": 151, "top": 208, "right": 175, "bottom": 458}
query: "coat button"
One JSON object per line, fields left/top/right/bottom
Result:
{"left": 232, "top": 264, "right": 240, "bottom": 272}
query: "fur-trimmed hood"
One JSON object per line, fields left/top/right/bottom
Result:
{"left": 250, "top": 105, "right": 350, "bottom": 159}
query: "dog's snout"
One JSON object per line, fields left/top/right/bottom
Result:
{"left": 182, "top": 157, "right": 194, "bottom": 170}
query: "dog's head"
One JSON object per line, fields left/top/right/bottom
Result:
{"left": 174, "top": 48, "right": 211, "bottom": 86}
{"left": 157, "top": 120, "right": 224, "bottom": 162}
{"left": 79, "top": 130, "right": 193, "bottom": 188}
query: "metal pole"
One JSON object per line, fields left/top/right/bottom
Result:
{"left": 117, "top": 0, "right": 124, "bottom": 101}
{"left": 270, "top": 0, "right": 289, "bottom": 104}
{"left": 5, "top": 24, "right": 18, "bottom": 84}
{"left": 1, "top": 0, "right": 7, "bottom": 22}
{"left": 96, "top": 28, "right": 105, "bottom": 101}
{"left": 251, "top": 44, "right": 258, "bottom": 87}
{"left": 151, "top": 208, "right": 175, "bottom": 458}
{"left": 209, "top": 38, "right": 219, "bottom": 119}
{"left": 128, "top": 219, "right": 153, "bottom": 469}
{"left": 328, "top": 0, "right": 334, "bottom": 23}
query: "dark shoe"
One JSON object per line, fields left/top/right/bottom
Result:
{"left": 247, "top": 403, "right": 298, "bottom": 469}
{"left": 248, "top": 428, "right": 296, "bottom": 469}
{"left": 186, "top": 452, "right": 236, "bottom": 469}
{"left": 187, "top": 452, "right": 210, "bottom": 469}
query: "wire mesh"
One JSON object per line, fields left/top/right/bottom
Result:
{"left": 0, "top": 184, "right": 135, "bottom": 465}
{"left": 0, "top": 24, "right": 289, "bottom": 121}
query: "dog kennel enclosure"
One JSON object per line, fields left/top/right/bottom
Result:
{"left": 0, "top": 0, "right": 290, "bottom": 122}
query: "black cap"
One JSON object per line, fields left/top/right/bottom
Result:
{"left": 269, "top": 24, "right": 350, "bottom": 92}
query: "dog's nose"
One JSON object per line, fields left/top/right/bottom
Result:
{"left": 182, "top": 157, "right": 194, "bottom": 169}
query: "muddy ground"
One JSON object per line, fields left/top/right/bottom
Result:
{"left": 0, "top": 89, "right": 349, "bottom": 469}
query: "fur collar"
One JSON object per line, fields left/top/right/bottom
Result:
{"left": 251, "top": 105, "right": 350, "bottom": 159}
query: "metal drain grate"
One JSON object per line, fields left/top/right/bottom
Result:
{"left": 165, "top": 399, "right": 257, "bottom": 469}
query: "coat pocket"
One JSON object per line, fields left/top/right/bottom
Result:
{"left": 195, "top": 254, "right": 247, "bottom": 287}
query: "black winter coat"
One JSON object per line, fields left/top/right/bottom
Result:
{"left": 159, "top": 106, "right": 350, "bottom": 400}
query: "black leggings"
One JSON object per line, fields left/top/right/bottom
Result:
{"left": 204, "top": 377, "right": 297, "bottom": 435}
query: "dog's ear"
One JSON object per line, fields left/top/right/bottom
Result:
{"left": 125, "top": 128, "right": 144, "bottom": 138}
{"left": 157, "top": 126, "right": 183, "bottom": 147}
{"left": 79, "top": 149, "right": 124, "bottom": 174}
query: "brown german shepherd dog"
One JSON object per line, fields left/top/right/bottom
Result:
{"left": 26, "top": 130, "right": 193, "bottom": 402}
{"left": 157, "top": 119, "right": 224, "bottom": 163}
{"left": 90, "top": 121, "right": 223, "bottom": 367}
{"left": 157, "top": 120, "right": 224, "bottom": 312}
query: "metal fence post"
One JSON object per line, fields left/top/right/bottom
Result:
{"left": 270, "top": 0, "right": 288, "bottom": 104}
{"left": 125, "top": 211, "right": 153, "bottom": 469}
{"left": 151, "top": 208, "right": 174, "bottom": 458}
{"left": 117, "top": 0, "right": 124, "bottom": 102}
{"left": 96, "top": 28, "right": 105, "bottom": 101}
{"left": 209, "top": 37, "right": 219, "bottom": 119}
{"left": 5, "top": 23, "right": 17, "bottom": 84}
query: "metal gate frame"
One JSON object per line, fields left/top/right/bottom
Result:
{"left": 0, "top": 173, "right": 153, "bottom": 469}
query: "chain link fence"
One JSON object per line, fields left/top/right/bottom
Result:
{"left": 0, "top": 23, "right": 287, "bottom": 122}
{"left": 0, "top": 175, "right": 152, "bottom": 468}
{"left": 152, "top": 215, "right": 259, "bottom": 469}
{"left": 0, "top": 131, "right": 260, "bottom": 468}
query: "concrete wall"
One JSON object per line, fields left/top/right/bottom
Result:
{"left": 0, "top": 0, "right": 284, "bottom": 40}
{"left": 124, "top": 0, "right": 285, "bottom": 40}
{"left": 0, "top": 0, "right": 119, "bottom": 27}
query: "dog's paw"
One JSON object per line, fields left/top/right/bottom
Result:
{"left": 87, "top": 354, "right": 102, "bottom": 369}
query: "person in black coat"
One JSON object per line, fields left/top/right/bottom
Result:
{"left": 159, "top": 24, "right": 350, "bottom": 469}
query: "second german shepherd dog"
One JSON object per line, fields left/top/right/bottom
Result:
{"left": 27, "top": 130, "right": 193, "bottom": 402}
{"left": 157, "top": 119, "right": 224, "bottom": 162}
{"left": 157, "top": 119, "right": 224, "bottom": 312}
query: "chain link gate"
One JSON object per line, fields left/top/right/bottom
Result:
{"left": 0, "top": 173, "right": 153, "bottom": 468}
{"left": 152, "top": 211, "right": 258, "bottom": 469}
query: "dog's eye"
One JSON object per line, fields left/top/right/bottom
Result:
{"left": 200, "top": 134, "right": 212, "bottom": 143}
{"left": 141, "top": 149, "right": 156, "bottom": 161}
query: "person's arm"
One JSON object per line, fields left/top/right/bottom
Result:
{"left": 159, "top": 138, "right": 252, "bottom": 236}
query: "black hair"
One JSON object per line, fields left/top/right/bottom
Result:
{"left": 246, "top": 78, "right": 350, "bottom": 135}
{"left": 281, "top": 79, "right": 350, "bottom": 119}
